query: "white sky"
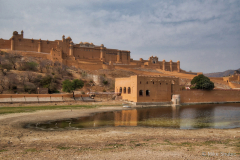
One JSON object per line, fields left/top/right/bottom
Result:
{"left": 0, "top": 0, "right": 239, "bottom": 73}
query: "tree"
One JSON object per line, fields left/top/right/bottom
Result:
{"left": 72, "top": 79, "right": 84, "bottom": 89}
{"left": 40, "top": 75, "right": 58, "bottom": 93}
{"left": 5, "top": 52, "right": 22, "bottom": 70}
{"left": 62, "top": 79, "right": 74, "bottom": 93}
{"left": 62, "top": 79, "right": 84, "bottom": 94}
{"left": 191, "top": 74, "right": 214, "bottom": 90}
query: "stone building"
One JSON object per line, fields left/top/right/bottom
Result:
{"left": 0, "top": 30, "right": 181, "bottom": 71}
{"left": 115, "top": 75, "right": 180, "bottom": 103}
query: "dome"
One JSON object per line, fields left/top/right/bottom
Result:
{"left": 79, "top": 41, "right": 83, "bottom": 44}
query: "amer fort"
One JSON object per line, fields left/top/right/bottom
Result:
{"left": 0, "top": 30, "right": 240, "bottom": 160}
{"left": 0, "top": 30, "right": 180, "bottom": 71}
{"left": 0, "top": 30, "right": 240, "bottom": 104}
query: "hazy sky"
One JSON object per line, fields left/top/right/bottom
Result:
{"left": 0, "top": 0, "right": 239, "bottom": 73}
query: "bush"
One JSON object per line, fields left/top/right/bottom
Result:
{"left": 62, "top": 79, "right": 84, "bottom": 93}
{"left": 191, "top": 74, "right": 214, "bottom": 90}
{"left": 72, "top": 79, "right": 84, "bottom": 89}
{"left": 103, "top": 80, "right": 108, "bottom": 85}
{"left": 12, "top": 85, "right": 17, "bottom": 90}
{"left": 1, "top": 63, "right": 12, "bottom": 71}
{"left": 103, "top": 89, "right": 106, "bottom": 92}
{"left": 40, "top": 75, "right": 53, "bottom": 87}
{"left": 62, "top": 79, "right": 73, "bottom": 93}
{"left": 24, "top": 83, "right": 36, "bottom": 93}
{"left": 19, "top": 61, "right": 38, "bottom": 71}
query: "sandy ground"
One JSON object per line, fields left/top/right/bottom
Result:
{"left": 0, "top": 105, "right": 240, "bottom": 160}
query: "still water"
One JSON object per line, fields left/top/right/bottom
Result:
{"left": 26, "top": 103, "right": 240, "bottom": 130}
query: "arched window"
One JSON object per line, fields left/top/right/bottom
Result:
{"left": 160, "top": 83, "right": 161, "bottom": 85}
{"left": 119, "top": 87, "right": 122, "bottom": 93}
{"left": 139, "top": 90, "right": 143, "bottom": 96}
{"left": 153, "top": 81, "right": 154, "bottom": 84}
{"left": 140, "top": 81, "right": 141, "bottom": 84}
{"left": 123, "top": 87, "right": 126, "bottom": 94}
{"left": 128, "top": 87, "right": 131, "bottom": 94}
{"left": 146, "top": 81, "right": 148, "bottom": 84}
{"left": 146, "top": 90, "right": 150, "bottom": 96}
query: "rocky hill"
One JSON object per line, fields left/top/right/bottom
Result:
{"left": 204, "top": 68, "right": 240, "bottom": 77}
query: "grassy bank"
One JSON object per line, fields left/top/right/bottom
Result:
{"left": 0, "top": 104, "right": 115, "bottom": 115}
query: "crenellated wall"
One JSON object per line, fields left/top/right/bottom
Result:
{"left": 0, "top": 39, "right": 11, "bottom": 49}
{"left": 179, "top": 90, "right": 240, "bottom": 103}
{"left": 0, "top": 30, "right": 181, "bottom": 72}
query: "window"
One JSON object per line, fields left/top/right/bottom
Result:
{"left": 166, "top": 83, "right": 168, "bottom": 85}
{"left": 146, "top": 90, "right": 150, "bottom": 96}
{"left": 160, "top": 83, "right": 161, "bottom": 85}
{"left": 140, "top": 81, "right": 141, "bottom": 84}
{"left": 139, "top": 90, "right": 143, "bottom": 96}
{"left": 146, "top": 81, "right": 148, "bottom": 84}
{"left": 153, "top": 81, "right": 154, "bottom": 84}
{"left": 119, "top": 87, "right": 122, "bottom": 93}
{"left": 128, "top": 87, "right": 131, "bottom": 94}
{"left": 123, "top": 87, "right": 126, "bottom": 94}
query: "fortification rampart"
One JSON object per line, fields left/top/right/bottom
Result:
{"left": 179, "top": 89, "right": 240, "bottom": 104}
{"left": 0, "top": 30, "right": 181, "bottom": 72}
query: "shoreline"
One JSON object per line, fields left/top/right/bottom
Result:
{"left": 0, "top": 104, "right": 240, "bottom": 159}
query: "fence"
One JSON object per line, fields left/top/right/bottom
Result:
{"left": 0, "top": 94, "right": 89, "bottom": 103}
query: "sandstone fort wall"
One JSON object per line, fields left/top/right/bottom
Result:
{"left": 0, "top": 39, "right": 11, "bottom": 49}
{"left": 180, "top": 90, "right": 240, "bottom": 103}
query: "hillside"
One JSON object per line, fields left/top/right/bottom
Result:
{"left": 0, "top": 51, "right": 115, "bottom": 94}
{"left": 0, "top": 50, "right": 234, "bottom": 93}
{"left": 204, "top": 68, "right": 240, "bottom": 77}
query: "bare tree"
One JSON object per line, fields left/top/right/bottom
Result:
{"left": 5, "top": 52, "right": 22, "bottom": 70}
{"left": 0, "top": 75, "right": 6, "bottom": 91}
{"left": 37, "top": 59, "right": 52, "bottom": 73}
{"left": 6, "top": 74, "right": 18, "bottom": 90}
{"left": 25, "top": 71, "right": 35, "bottom": 82}
{"left": 20, "top": 75, "right": 27, "bottom": 86}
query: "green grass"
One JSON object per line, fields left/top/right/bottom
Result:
{"left": 0, "top": 149, "right": 7, "bottom": 152}
{"left": 57, "top": 146, "right": 71, "bottom": 150}
{"left": 25, "top": 148, "right": 37, "bottom": 152}
{"left": 0, "top": 104, "right": 121, "bottom": 115}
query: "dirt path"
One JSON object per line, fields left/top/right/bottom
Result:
{"left": 0, "top": 107, "right": 239, "bottom": 160}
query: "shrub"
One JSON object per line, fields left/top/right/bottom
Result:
{"left": 19, "top": 61, "right": 38, "bottom": 71}
{"left": 62, "top": 79, "right": 73, "bottom": 93}
{"left": 40, "top": 75, "right": 53, "bottom": 87}
{"left": 103, "top": 89, "right": 106, "bottom": 92}
{"left": 24, "top": 83, "right": 36, "bottom": 93}
{"left": 1, "top": 63, "right": 12, "bottom": 71}
{"left": 72, "top": 79, "right": 84, "bottom": 89}
{"left": 103, "top": 80, "right": 108, "bottom": 85}
{"left": 62, "top": 79, "right": 84, "bottom": 93}
{"left": 12, "top": 85, "right": 17, "bottom": 90}
{"left": 191, "top": 74, "right": 214, "bottom": 90}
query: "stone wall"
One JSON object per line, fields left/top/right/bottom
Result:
{"left": 179, "top": 89, "right": 240, "bottom": 103}
{"left": 0, "top": 39, "right": 11, "bottom": 49}
{"left": 0, "top": 94, "right": 89, "bottom": 103}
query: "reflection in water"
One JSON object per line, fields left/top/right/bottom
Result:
{"left": 26, "top": 103, "right": 240, "bottom": 130}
